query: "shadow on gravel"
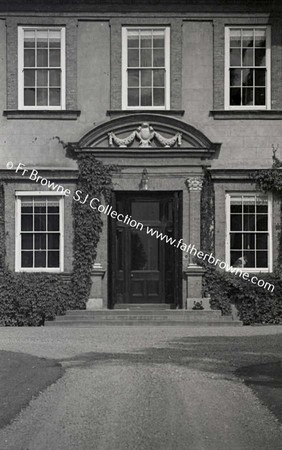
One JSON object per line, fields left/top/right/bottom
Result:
{"left": 0, "top": 350, "right": 64, "bottom": 429}
{"left": 61, "top": 333, "right": 282, "bottom": 422}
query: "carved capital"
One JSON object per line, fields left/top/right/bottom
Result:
{"left": 186, "top": 177, "right": 203, "bottom": 192}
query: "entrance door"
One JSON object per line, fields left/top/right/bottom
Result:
{"left": 110, "top": 192, "right": 182, "bottom": 307}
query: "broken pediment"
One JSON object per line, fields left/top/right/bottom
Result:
{"left": 69, "top": 114, "right": 220, "bottom": 158}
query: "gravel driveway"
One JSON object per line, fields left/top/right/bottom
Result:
{"left": 0, "top": 325, "right": 281, "bottom": 450}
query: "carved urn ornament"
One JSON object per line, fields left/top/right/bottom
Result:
{"left": 108, "top": 122, "right": 182, "bottom": 148}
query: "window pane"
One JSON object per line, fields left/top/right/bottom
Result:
{"left": 255, "top": 49, "right": 266, "bottom": 66}
{"left": 128, "top": 49, "right": 139, "bottom": 67}
{"left": 153, "top": 49, "right": 164, "bottom": 67}
{"left": 24, "top": 70, "right": 35, "bottom": 87}
{"left": 37, "top": 49, "right": 48, "bottom": 67}
{"left": 230, "top": 88, "right": 241, "bottom": 105}
{"left": 37, "top": 88, "right": 48, "bottom": 106}
{"left": 22, "top": 234, "right": 33, "bottom": 250}
{"left": 127, "top": 33, "right": 139, "bottom": 48}
{"left": 48, "top": 215, "right": 59, "bottom": 231}
{"left": 22, "top": 251, "right": 33, "bottom": 267}
{"left": 231, "top": 215, "right": 242, "bottom": 231}
{"left": 243, "top": 214, "right": 255, "bottom": 231}
{"left": 242, "top": 29, "right": 254, "bottom": 47}
{"left": 230, "top": 233, "right": 242, "bottom": 249}
{"left": 49, "top": 30, "right": 61, "bottom": 48}
{"left": 242, "top": 88, "right": 253, "bottom": 106}
{"left": 231, "top": 203, "right": 242, "bottom": 213}
{"left": 230, "top": 69, "right": 241, "bottom": 87}
{"left": 153, "top": 70, "right": 165, "bottom": 87}
{"left": 141, "top": 32, "right": 152, "bottom": 48}
{"left": 49, "top": 89, "right": 61, "bottom": 106}
{"left": 24, "top": 30, "right": 35, "bottom": 48}
{"left": 22, "top": 215, "right": 33, "bottom": 231}
{"left": 255, "top": 88, "right": 265, "bottom": 106}
{"left": 153, "top": 33, "right": 164, "bottom": 48}
{"left": 257, "top": 251, "right": 268, "bottom": 267}
{"left": 24, "top": 49, "right": 35, "bottom": 67}
{"left": 48, "top": 205, "right": 59, "bottom": 213}
{"left": 141, "top": 69, "right": 151, "bottom": 87}
{"left": 242, "top": 48, "right": 253, "bottom": 66}
{"left": 256, "top": 234, "right": 268, "bottom": 249}
{"left": 230, "top": 29, "right": 241, "bottom": 47}
{"left": 48, "top": 234, "right": 60, "bottom": 249}
{"left": 230, "top": 49, "right": 241, "bottom": 66}
{"left": 243, "top": 202, "right": 255, "bottom": 213}
{"left": 35, "top": 234, "right": 46, "bottom": 250}
{"left": 243, "top": 233, "right": 255, "bottom": 250}
{"left": 35, "top": 251, "right": 46, "bottom": 267}
{"left": 244, "top": 251, "right": 255, "bottom": 268}
{"left": 49, "top": 49, "right": 60, "bottom": 67}
{"left": 255, "top": 29, "right": 266, "bottom": 48}
{"left": 153, "top": 88, "right": 164, "bottom": 106}
{"left": 49, "top": 70, "right": 61, "bottom": 87}
{"left": 37, "top": 30, "right": 48, "bottom": 48}
{"left": 256, "top": 215, "right": 268, "bottom": 231}
{"left": 48, "top": 251, "right": 59, "bottom": 267}
{"left": 128, "top": 70, "right": 139, "bottom": 87}
{"left": 242, "top": 69, "right": 253, "bottom": 87}
{"left": 141, "top": 49, "right": 152, "bottom": 67}
{"left": 35, "top": 215, "right": 46, "bottom": 231}
{"left": 34, "top": 203, "right": 46, "bottom": 213}
{"left": 37, "top": 69, "right": 48, "bottom": 86}
{"left": 231, "top": 251, "right": 243, "bottom": 266}
{"left": 128, "top": 88, "right": 139, "bottom": 106}
{"left": 141, "top": 88, "right": 152, "bottom": 106}
{"left": 255, "top": 69, "right": 265, "bottom": 86}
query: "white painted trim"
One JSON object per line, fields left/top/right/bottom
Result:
{"left": 225, "top": 192, "right": 273, "bottom": 272}
{"left": 224, "top": 25, "right": 271, "bottom": 110}
{"left": 15, "top": 192, "right": 64, "bottom": 272}
{"left": 18, "top": 26, "right": 66, "bottom": 110}
{"left": 121, "top": 26, "right": 170, "bottom": 110}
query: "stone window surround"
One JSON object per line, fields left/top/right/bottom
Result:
{"left": 225, "top": 192, "right": 272, "bottom": 272}
{"left": 212, "top": 16, "right": 282, "bottom": 117}
{"left": 5, "top": 17, "right": 79, "bottom": 118}
{"left": 15, "top": 191, "right": 65, "bottom": 273}
{"left": 110, "top": 17, "right": 183, "bottom": 112}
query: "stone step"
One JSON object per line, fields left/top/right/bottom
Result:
{"left": 65, "top": 310, "right": 222, "bottom": 318}
{"left": 45, "top": 309, "right": 242, "bottom": 327}
{"left": 114, "top": 303, "right": 169, "bottom": 310}
{"left": 46, "top": 319, "right": 242, "bottom": 327}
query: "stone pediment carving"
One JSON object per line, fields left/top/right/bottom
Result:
{"left": 109, "top": 122, "right": 182, "bottom": 148}
{"left": 68, "top": 114, "right": 221, "bottom": 159}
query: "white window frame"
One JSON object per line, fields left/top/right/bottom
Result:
{"left": 15, "top": 191, "right": 64, "bottom": 272}
{"left": 224, "top": 26, "right": 271, "bottom": 110}
{"left": 18, "top": 26, "right": 66, "bottom": 110}
{"left": 225, "top": 192, "right": 272, "bottom": 273}
{"left": 122, "top": 26, "right": 170, "bottom": 110}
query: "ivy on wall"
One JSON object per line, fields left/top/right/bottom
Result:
{"left": 201, "top": 154, "right": 282, "bottom": 325}
{"left": 0, "top": 157, "right": 117, "bottom": 325}
{"left": 70, "top": 154, "right": 117, "bottom": 309}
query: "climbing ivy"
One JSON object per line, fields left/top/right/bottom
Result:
{"left": 70, "top": 154, "right": 117, "bottom": 309}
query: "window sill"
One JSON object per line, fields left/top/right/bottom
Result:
{"left": 107, "top": 109, "right": 185, "bottom": 117}
{"left": 3, "top": 110, "right": 81, "bottom": 120}
{"left": 210, "top": 110, "right": 282, "bottom": 120}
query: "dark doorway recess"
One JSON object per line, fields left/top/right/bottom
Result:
{"left": 109, "top": 191, "right": 182, "bottom": 308}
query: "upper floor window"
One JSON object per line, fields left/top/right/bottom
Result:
{"left": 225, "top": 27, "right": 271, "bottom": 109}
{"left": 226, "top": 193, "right": 272, "bottom": 272}
{"left": 122, "top": 27, "right": 170, "bottom": 110}
{"left": 18, "top": 27, "right": 66, "bottom": 110}
{"left": 15, "top": 193, "right": 64, "bottom": 272}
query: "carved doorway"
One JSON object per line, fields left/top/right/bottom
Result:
{"left": 109, "top": 192, "right": 182, "bottom": 308}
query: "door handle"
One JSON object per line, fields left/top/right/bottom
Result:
{"left": 130, "top": 274, "right": 134, "bottom": 278}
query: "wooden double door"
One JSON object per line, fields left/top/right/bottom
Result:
{"left": 110, "top": 192, "right": 182, "bottom": 308}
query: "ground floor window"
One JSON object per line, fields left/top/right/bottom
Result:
{"left": 226, "top": 193, "right": 272, "bottom": 271}
{"left": 15, "top": 192, "right": 64, "bottom": 272}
